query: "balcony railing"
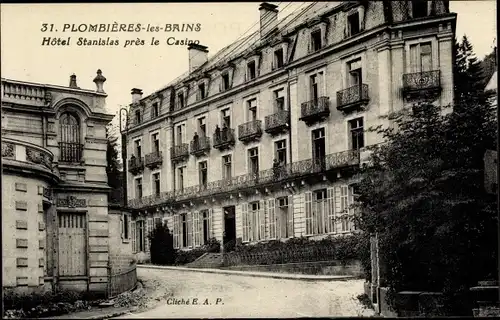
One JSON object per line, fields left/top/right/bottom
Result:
{"left": 265, "top": 110, "right": 290, "bottom": 135}
{"left": 2, "top": 80, "right": 50, "bottom": 107}
{"left": 190, "top": 136, "right": 211, "bottom": 157}
{"left": 127, "top": 149, "right": 360, "bottom": 209}
{"left": 59, "top": 142, "right": 84, "bottom": 163}
{"left": 402, "top": 70, "right": 441, "bottom": 100}
{"left": 336, "top": 84, "right": 369, "bottom": 112}
{"left": 299, "top": 96, "right": 330, "bottom": 124}
{"left": 213, "top": 128, "right": 235, "bottom": 150}
{"left": 238, "top": 120, "right": 262, "bottom": 142}
{"left": 145, "top": 151, "right": 163, "bottom": 169}
{"left": 128, "top": 156, "right": 144, "bottom": 175}
{"left": 171, "top": 144, "right": 189, "bottom": 162}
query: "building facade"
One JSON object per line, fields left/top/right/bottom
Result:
{"left": 124, "top": 1, "right": 456, "bottom": 260}
{"left": 1, "top": 72, "right": 134, "bottom": 296}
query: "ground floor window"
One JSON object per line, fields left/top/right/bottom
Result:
{"left": 132, "top": 218, "right": 153, "bottom": 253}
{"left": 173, "top": 210, "right": 213, "bottom": 249}
{"left": 242, "top": 201, "right": 265, "bottom": 242}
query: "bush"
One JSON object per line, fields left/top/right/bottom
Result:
{"left": 173, "top": 238, "right": 221, "bottom": 265}
{"left": 149, "top": 224, "right": 176, "bottom": 265}
{"left": 203, "top": 237, "right": 221, "bottom": 253}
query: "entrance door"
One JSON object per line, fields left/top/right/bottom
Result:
{"left": 223, "top": 206, "right": 236, "bottom": 249}
{"left": 58, "top": 212, "right": 87, "bottom": 276}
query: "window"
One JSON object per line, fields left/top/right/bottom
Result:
{"left": 59, "top": 112, "right": 82, "bottom": 162}
{"left": 222, "top": 155, "right": 232, "bottom": 180}
{"left": 181, "top": 213, "right": 188, "bottom": 248}
{"left": 275, "top": 140, "right": 287, "bottom": 165}
{"left": 177, "top": 92, "right": 185, "bottom": 110}
{"left": 348, "top": 12, "right": 360, "bottom": 36}
{"left": 135, "top": 178, "right": 142, "bottom": 199}
{"left": 277, "top": 197, "right": 293, "bottom": 239}
{"left": 151, "top": 133, "right": 160, "bottom": 154}
{"left": 310, "top": 72, "right": 324, "bottom": 101}
{"left": 221, "top": 108, "right": 231, "bottom": 128}
{"left": 176, "top": 124, "right": 185, "bottom": 145}
{"left": 349, "top": 118, "right": 364, "bottom": 150}
{"left": 247, "top": 99, "right": 257, "bottom": 121}
{"left": 198, "top": 117, "right": 206, "bottom": 136}
{"left": 409, "top": 42, "right": 432, "bottom": 73}
{"left": 412, "top": 0, "right": 428, "bottom": 18}
{"left": 202, "top": 210, "right": 211, "bottom": 244}
{"left": 248, "top": 148, "right": 259, "bottom": 175}
{"left": 311, "top": 29, "right": 322, "bottom": 52}
{"left": 274, "top": 48, "right": 284, "bottom": 69}
{"left": 178, "top": 167, "right": 184, "bottom": 190}
{"left": 274, "top": 89, "right": 285, "bottom": 111}
{"left": 199, "top": 161, "right": 208, "bottom": 189}
{"left": 154, "top": 217, "right": 162, "bottom": 227}
{"left": 134, "top": 139, "right": 142, "bottom": 157}
{"left": 136, "top": 220, "right": 145, "bottom": 252}
{"left": 247, "top": 60, "right": 256, "bottom": 80}
{"left": 312, "top": 128, "right": 326, "bottom": 167}
{"left": 197, "top": 82, "right": 206, "bottom": 100}
{"left": 151, "top": 103, "right": 159, "bottom": 118}
{"left": 135, "top": 110, "right": 142, "bottom": 124}
{"left": 221, "top": 73, "right": 230, "bottom": 91}
{"left": 122, "top": 214, "right": 130, "bottom": 240}
{"left": 153, "top": 172, "right": 160, "bottom": 196}
{"left": 348, "top": 59, "right": 362, "bottom": 87}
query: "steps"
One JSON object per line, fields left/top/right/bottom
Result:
{"left": 186, "top": 253, "right": 224, "bottom": 269}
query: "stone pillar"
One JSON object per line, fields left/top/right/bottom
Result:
{"left": 46, "top": 204, "right": 58, "bottom": 290}
{"left": 437, "top": 22, "right": 454, "bottom": 111}
{"left": 289, "top": 78, "right": 299, "bottom": 159}
{"left": 165, "top": 117, "right": 174, "bottom": 192}
{"left": 390, "top": 31, "right": 405, "bottom": 115}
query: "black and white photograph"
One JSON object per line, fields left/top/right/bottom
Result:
{"left": 0, "top": 1, "right": 498, "bottom": 318}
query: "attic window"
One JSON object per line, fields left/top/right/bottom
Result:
{"left": 348, "top": 12, "right": 360, "bottom": 36}
{"left": 311, "top": 29, "right": 322, "bottom": 52}
{"left": 198, "top": 83, "right": 206, "bottom": 100}
{"left": 274, "top": 48, "right": 284, "bottom": 69}
{"left": 222, "top": 73, "right": 230, "bottom": 91}
{"left": 135, "top": 110, "right": 142, "bottom": 124}
{"left": 177, "top": 92, "right": 185, "bottom": 109}
{"left": 151, "top": 103, "right": 159, "bottom": 118}
{"left": 412, "top": 0, "right": 428, "bottom": 18}
{"left": 247, "top": 61, "right": 256, "bottom": 80}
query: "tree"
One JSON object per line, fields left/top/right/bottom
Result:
{"left": 106, "top": 122, "right": 122, "bottom": 204}
{"left": 149, "top": 224, "right": 176, "bottom": 265}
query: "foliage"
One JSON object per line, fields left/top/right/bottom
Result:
{"left": 204, "top": 237, "right": 221, "bottom": 253}
{"left": 174, "top": 248, "right": 206, "bottom": 265}
{"left": 106, "top": 123, "right": 122, "bottom": 204}
{"left": 149, "top": 224, "right": 176, "bottom": 265}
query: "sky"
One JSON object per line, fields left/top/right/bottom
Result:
{"left": 1, "top": 1, "right": 497, "bottom": 123}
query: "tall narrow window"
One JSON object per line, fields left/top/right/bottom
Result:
{"left": 202, "top": 210, "right": 210, "bottom": 244}
{"left": 410, "top": 42, "right": 432, "bottom": 73}
{"left": 312, "top": 128, "right": 326, "bottom": 167}
{"left": 248, "top": 148, "right": 259, "bottom": 175}
{"left": 176, "top": 124, "right": 184, "bottom": 145}
{"left": 135, "top": 110, "right": 141, "bottom": 124}
{"left": 181, "top": 214, "right": 188, "bottom": 248}
{"left": 135, "top": 178, "right": 143, "bottom": 199}
{"left": 222, "top": 73, "right": 230, "bottom": 91}
{"left": 221, "top": 108, "right": 231, "bottom": 128}
{"left": 152, "top": 173, "right": 160, "bottom": 196}
{"left": 274, "top": 89, "right": 285, "bottom": 111}
{"left": 178, "top": 167, "right": 184, "bottom": 190}
{"left": 151, "top": 103, "right": 159, "bottom": 118}
{"left": 247, "top": 61, "right": 256, "bottom": 80}
{"left": 247, "top": 99, "right": 257, "bottom": 121}
{"left": 199, "top": 161, "right": 208, "bottom": 189}
{"left": 122, "top": 214, "right": 129, "bottom": 240}
{"left": 134, "top": 140, "right": 142, "bottom": 157}
{"left": 310, "top": 73, "right": 324, "bottom": 101}
{"left": 59, "top": 112, "right": 81, "bottom": 162}
{"left": 348, "top": 59, "right": 362, "bottom": 87}
{"left": 177, "top": 92, "right": 185, "bottom": 110}
{"left": 349, "top": 118, "right": 364, "bottom": 150}
{"left": 275, "top": 140, "right": 287, "bottom": 165}
{"left": 274, "top": 48, "right": 284, "bottom": 69}
{"left": 137, "top": 220, "right": 145, "bottom": 252}
{"left": 151, "top": 133, "right": 160, "bottom": 154}
{"left": 198, "top": 83, "right": 206, "bottom": 100}
{"left": 311, "top": 29, "right": 322, "bottom": 52}
{"left": 348, "top": 12, "right": 360, "bottom": 36}
{"left": 198, "top": 117, "right": 206, "bottom": 136}
{"left": 222, "top": 155, "right": 232, "bottom": 180}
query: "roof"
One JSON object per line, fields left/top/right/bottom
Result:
{"left": 151, "top": 2, "right": 343, "bottom": 95}
{"left": 485, "top": 71, "right": 497, "bottom": 91}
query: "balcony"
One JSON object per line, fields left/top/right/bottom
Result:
{"left": 127, "top": 149, "right": 361, "bottom": 210}
{"left": 145, "top": 151, "right": 163, "bottom": 169}
{"left": 213, "top": 128, "right": 235, "bottom": 151}
{"left": 58, "top": 142, "right": 84, "bottom": 163}
{"left": 128, "top": 156, "right": 144, "bottom": 175}
{"left": 190, "top": 136, "right": 211, "bottom": 157}
{"left": 2, "top": 79, "right": 50, "bottom": 107}
{"left": 299, "top": 96, "right": 330, "bottom": 125}
{"left": 402, "top": 70, "right": 441, "bottom": 100}
{"left": 171, "top": 143, "right": 189, "bottom": 162}
{"left": 238, "top": 120, "right": 263, "bottom": 143}
{"left": 336, "top": 84, "right": 369, "bottom": 112}
{"left": 265, "top": 110, "right": 290, "bottom": 135}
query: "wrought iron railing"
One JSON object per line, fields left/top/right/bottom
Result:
{"left": 171, "top": 143, "right": 189, "bottom": 161}
{"left": 190, "top": 136, "right": 211, "bottom": 155}
{"left": 403, "top": 70, "right": 441, "bottom": 92}
{"left": 300, "top": 96, "right": 330, "bottom": 120}
{"left": 58, "top": 142, "right": 83, "bottom": 163}
{"left": 128, "top": 156, "right": 144, "bottom": 174}
{"left": 336, "top": 84, "right": 369, "bottom": 109}
{"left": 238, "top": 120, "right": 262, "bottom": 141}
{"left": 213, "top": 128, "right": 235, "bottom": 149}
{"left": 128, "top": 149, "right": 360, "bottom": 209}
{"left": 265, "top": 110, "right": 290, "bottom": 133}
{"left": 107, "top": 266, "right": 137, "bottom": 299}
{"left": 145, "top": 151, "right": 163, "bottom": 168}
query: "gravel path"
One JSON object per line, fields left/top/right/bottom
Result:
{"left": 114, "top": 267, "right": 375, "bottom": 318}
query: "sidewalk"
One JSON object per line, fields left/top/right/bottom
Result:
{"left": 138, "top": 264, "right": 357, "bottom": 281}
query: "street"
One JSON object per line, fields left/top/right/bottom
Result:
{"left": 114, "top": 267, "right": 375, "bottom": 318}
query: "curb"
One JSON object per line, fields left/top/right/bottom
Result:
{"left": 84, "top": 307, "right": 138, "bottom": 320}
{"left": 138, "top": 264, "right": 357, "bottom": 282}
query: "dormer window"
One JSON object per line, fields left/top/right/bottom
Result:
{"left": 247, "top": 61, "right": 256, "bottom": 80}
{"left": 221, "top": 73, "right": 230, "bottom": 91}
{"left": 135, "top": 109, "right": 141, "bottom": 124}
{"left": 151, "top": 102, "right": 159, "bottom": 118}
{"left": 177, "top": 92, "right": 185, "bottom": 109}
{"left": 197, "top": 82, "right": 206, "bottom": 100}
{"left": 348, "top": 12, "right": 360, "bottom": 36}
{"left": 412, "top": 0, "right": 428, "bottom": 18}
{"left": 311, "top": 29, "right": 322, "bottom": 52}
{"left": 274, "top": 48, "right": 284, "bottom": 69}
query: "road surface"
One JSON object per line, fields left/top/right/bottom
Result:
{"left": 115, "top": 267, "right": 375, "bottom": 318}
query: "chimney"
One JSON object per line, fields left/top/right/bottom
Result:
{"left": 259, "top": 2, "right": 279, "bottom": 39}
{"left": 93, "top": 69, "right": 106, "bottom": 93}
{"left": 188, "top": 43, "right": 209, "bottom": 73}
{"left": 69, "top": 74, "right": 79, "bottom": 89}
{"left": 131, "top": 88, "right": 143, "bottom": 104}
